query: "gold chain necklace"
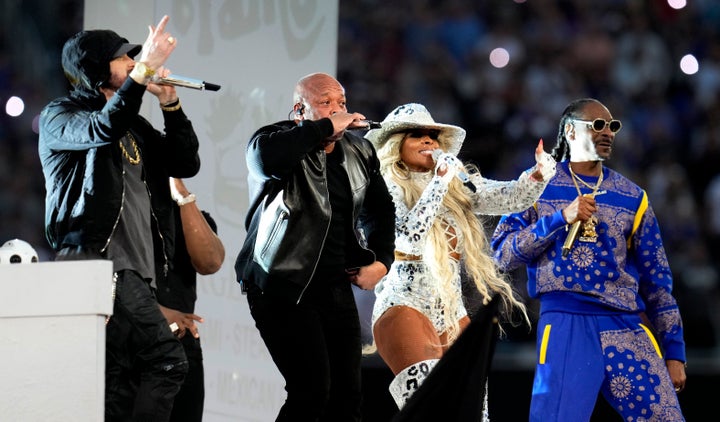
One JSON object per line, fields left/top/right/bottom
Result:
{"left": 119, "top": 132, "right": 141, "bottom": 165}
{"left": 568, "top": 162, "right": 603, "bottom": 242}
{"left": 568, "top": 162, "right": 603, "bottom": 195}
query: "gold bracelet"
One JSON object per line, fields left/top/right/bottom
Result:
{"left": 135, "top": 62, "right": 155, "bottom": 78}
{"left": 161, "top": 100, "right": 181, "bottom": 112}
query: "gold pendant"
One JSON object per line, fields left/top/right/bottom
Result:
{"left": 578, "top": 216, "right": 598, "bottom": 242}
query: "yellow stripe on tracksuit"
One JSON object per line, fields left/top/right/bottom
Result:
{"left": 538, "top": 322, "right": 662, "bottom": 363}
{"left": 627, "top": 190, "right": 648, "bottom": 249}
{"left": 539, "top": 324, "right": 551, "bottom": 364}
{"left": 639, "top": 323, "right": 663, "bottom": 358}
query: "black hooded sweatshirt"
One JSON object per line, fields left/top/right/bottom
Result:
{"left": 38, "top": 29, "right": 200, "bottom": 269}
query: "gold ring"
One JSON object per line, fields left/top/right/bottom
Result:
{"left": 167, "top": 36, "right": 175, "bottom": 44}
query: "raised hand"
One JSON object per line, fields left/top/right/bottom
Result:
{"left": 137, "top": 15, "right": 176, "bottom": 70}
{"left": 531, "top": 139, "right": 557, "bottom": 182}
{"left": 328, "top": 112, "right": 367, "bottom": 139}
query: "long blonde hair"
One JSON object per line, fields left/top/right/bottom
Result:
{"left": 378, "top": 132, "right": 529, "bottom": 344}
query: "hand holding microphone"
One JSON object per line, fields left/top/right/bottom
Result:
{"left": 431, "top": 150, "right": 476, "bottom": 192}
{"left": 561, "top": 192, "right": 604, "bottom": 257}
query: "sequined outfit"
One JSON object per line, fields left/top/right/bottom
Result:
{"left": 372, "top": 168, "right": 546, "bottom": 333}
{"left": 491, "top": 161, "right": 685, "bottom": 421}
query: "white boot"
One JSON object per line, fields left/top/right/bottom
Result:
{"left": 483, "top": 378, "right": 490, "bottom": 422}
{"left": 388, "top": 359, "right": 439, "bottom": 409}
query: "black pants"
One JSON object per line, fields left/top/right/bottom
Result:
{"left": 105, "top": 270, "right": 188, "bottom": 422}
{"left": 169, "top": 336, "right": 204, "bottom": 422}
{"left": 247, "top": 276, "right": 363, "bottom": 422}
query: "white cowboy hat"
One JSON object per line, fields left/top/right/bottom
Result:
{"left": 365, "top": 103, "right": 466, "bottom": 156}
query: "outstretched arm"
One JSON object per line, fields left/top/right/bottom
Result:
{"left": 469, "top": 140, "right": 556, "bottom": 215}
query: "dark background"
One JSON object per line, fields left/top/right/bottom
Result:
{"left": 2, "top": 0, "right": 718, "bottom": 420}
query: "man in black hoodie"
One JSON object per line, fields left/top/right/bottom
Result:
{"left": 38, "top": 15, "right": 200, "bottom": 422}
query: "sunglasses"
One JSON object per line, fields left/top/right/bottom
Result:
{"left": 574, "top": 118, "right": 622, "bottom": 133}
{"left": 406, "top": 129, "right": 440, "bottom": 140}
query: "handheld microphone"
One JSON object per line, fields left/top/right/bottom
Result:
{"left": 562, "top": 220, "right": 582, "bottom": 257}
{"left": 349, "top": 120, "right": 382, "bottom": 130}
{"left": 561, "top": 190, "right": 607, "bottom": 257}
{"left": 363, "top": 120, "right": 382, "bottom": 129}
{"left": 431, "top": 149, "right": 476, "bottom": 192}
{"left": 151, "top": 74, "right": 221, "bottom": 91}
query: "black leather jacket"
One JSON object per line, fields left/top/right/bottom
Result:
{"left": 235, "top": 119, "right": 395, "bottom": 302}
{"left": 38, "top": 78, "right": 200, "bottom": 264}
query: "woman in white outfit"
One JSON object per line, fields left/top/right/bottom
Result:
{"left": 365, "top": 103, "right": 556, "bottom": 411}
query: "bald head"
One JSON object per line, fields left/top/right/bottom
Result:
{"left": 292, "top": 72, "right": 347, "bottom": 121}
{"left": 294, "top": 72, "right": 343, "bottom": 102}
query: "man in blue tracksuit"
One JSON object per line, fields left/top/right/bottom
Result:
{"left": 492, "top": 98, "right": 686, "bottom": 421}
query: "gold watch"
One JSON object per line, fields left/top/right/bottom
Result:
{"left": 135, "top": 62, "right": 155, "bottom": 78}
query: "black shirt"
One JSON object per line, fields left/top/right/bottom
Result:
{"left": 315, "top": 146, "right": 354, "bottom": 277}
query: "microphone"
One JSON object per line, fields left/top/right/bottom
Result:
{"left": 151, "top": 74, "right": 221, "bottom": 91}
{"left": 349, "top": 120, "right": 382, "bottom": 130}
{"left": 561, "top": 190, "right": 607, "bottom": 257}
{"left": 363, "top": 120, "right": 382, "bottom": 129}
{"left": 562, "top": 220, "right": 582, "bottom": 257}
{"left": 431, "top": 149, "right": 476, "bottom": 192}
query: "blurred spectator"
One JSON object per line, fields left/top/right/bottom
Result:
{"left": 611, "top": 11, "right": 673, "bottom": 100}
{"left": 706, "top": 174, "right": 720, "bottom": 259}
{"left": 674, "top": 242, "right": 720, "bottom": 349}
{"left": 436, "top": 0, "right": 485, "bottom": 70}
{"left": 690, "top": 41, "right": 720, "bottom": 112}
{"left": 645, "top": 151, "right": 701, "bottom": 251}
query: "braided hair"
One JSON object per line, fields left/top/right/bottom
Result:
{"left": 550, "top": 98, "right": 599, "bottom": 161}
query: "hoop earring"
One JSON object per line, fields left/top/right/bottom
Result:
{"left": 394, "top": 160, "right": 410, "bottom": 180}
